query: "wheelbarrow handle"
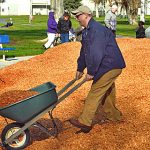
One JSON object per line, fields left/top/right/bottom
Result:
{"left": 57, "top": 78, "right": 86, "bottom": 104}
{"left": 57, "top": 78, "right": 77, "bottom": 97}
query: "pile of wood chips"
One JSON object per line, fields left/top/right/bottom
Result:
{"left": 0, "top": 90, "right": 38, "bottom": 107}
{"left": 0, "top": 39, "right": 149, "bottom": 150}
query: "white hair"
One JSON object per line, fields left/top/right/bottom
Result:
{"left": 112, "top": 5, "right": 118, "bottom": 9}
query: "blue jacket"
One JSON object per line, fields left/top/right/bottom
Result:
{"left": 47, "top": 12, "right": 57, "bottom": 33}
{"left": 77, "top": 18, "right": 126, "bottom": 83}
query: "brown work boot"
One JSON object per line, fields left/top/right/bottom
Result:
{"left": 69, "top": 118, "right": 92, "bottom": 133}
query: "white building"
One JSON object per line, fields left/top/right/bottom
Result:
{"left": 32, "top": 0, "right": 50, "bottom": 15}
{"left": 0, "top": 0, "right": 150, "bottom": 16}
{"left": 0, "top": 0, "right": 50, "bottom": 15}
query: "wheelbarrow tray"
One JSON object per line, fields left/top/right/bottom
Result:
{"left": 0, "top": 82, "right": 58, "bottom": 124}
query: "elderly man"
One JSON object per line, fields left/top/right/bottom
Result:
{"left": 104, "top": 5, "right": 118, "bottom": 36}
{"left": 70, "top": 5, "right": 126, "bottom": 133}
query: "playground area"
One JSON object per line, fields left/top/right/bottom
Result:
{"left": 0, "top": 38, "right": 149, "bottom": 150}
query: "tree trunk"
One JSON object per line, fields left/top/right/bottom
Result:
{"left": 126, "top": 0, "right": 139, "bottom": 25}
{"left": 95, "top": 3, "right": 100, "bottom": 18}
{"left": 29, "top": 0, "right": 33, "bottom": 24}
{"left": 56, "top": 0, "right": 64, "bottom": 21}
{"left": 50, "top": 0, "right": 64, "bottom": 22}
{"left": 110, "top": 0, "right": 140, "bottom": 25}
{"left": 50, "top": 0, "right": 56, "bottom": 9}
{"left": 140, "top": 0, "right": 145, "bottom": 22}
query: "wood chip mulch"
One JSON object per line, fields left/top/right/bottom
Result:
{"left": 0, "top": 39, "right": 150, "bottom": 150}
{"left": 0, "top": 90, "right": 38, "bottom": 108}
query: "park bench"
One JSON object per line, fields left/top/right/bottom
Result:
{"left": 0, "top": 35, "right": 15, "bottom": 61}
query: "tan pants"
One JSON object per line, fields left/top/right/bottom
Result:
{"left": 78, "top": 69, "right": 122, "bottom": 126}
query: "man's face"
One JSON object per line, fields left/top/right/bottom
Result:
{"left": 75, "top": 13, "right": 87, "bottom": 27}
{"left": 64, "top": 16, "right": 69, "bottom": 20}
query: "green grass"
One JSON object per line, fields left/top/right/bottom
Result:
{"left": 0, "top": 15, "right": 150, "bottom": 58}
{"left": 0, "top": 15, "right": 48, "bottom": 58}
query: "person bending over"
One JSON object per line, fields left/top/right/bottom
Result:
{"left": 69, "top": 5, "right": 126, "bottom": 133}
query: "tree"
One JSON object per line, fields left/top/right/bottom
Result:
{"left": 63, "top": 0, "right": 82, "bottom": 12}
{"left": 50, "top": 0, "right": 64, "bottom": 21}
{"left": 140, "top": 0, "right": 145, "bottom": 22}
{"left": 127, "top": 0, "right": 140, "bottom": 24}
{"left": 109, "top": 0, "right": 140, "bottom": 24}
{"left": 91, "top": 0, "right": 102, "bottom": 18}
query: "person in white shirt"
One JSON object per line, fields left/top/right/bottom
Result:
{"left": 104, "top": 5, "right": 118, "bottom": 36}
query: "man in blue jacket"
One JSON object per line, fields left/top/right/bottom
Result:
{"left": 70, "top": 6, "right": 126, "bottom": 133}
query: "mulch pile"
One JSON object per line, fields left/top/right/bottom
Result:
{"left": 0, "top": 39, "right": 150, "bottom": 150}
{"left": 0, "top": 90, "right": 38, "bottom": 107}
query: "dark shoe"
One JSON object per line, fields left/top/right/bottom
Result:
{"left": 69, "top": 118, "right": 92, "bottom": 133}
{"left": 42, "top": 45, "right": 47, "bottom": 50}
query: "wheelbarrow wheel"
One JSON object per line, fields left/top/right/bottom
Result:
{"left": 1, "top": 122, "right": 30, "bottom": 150}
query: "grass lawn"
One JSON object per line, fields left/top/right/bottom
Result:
{"left": 0, "top": 15, "right": 150, "bottom": 58}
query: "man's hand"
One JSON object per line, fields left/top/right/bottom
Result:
{"left": 76, "top": 71, "right": 84, "bottom": 80}
{"left": 85, "top": 74, "right": 94, "bottom": 81}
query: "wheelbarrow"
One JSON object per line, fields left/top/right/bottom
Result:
{"left": 0, "top": 78, "right": 86, "bottom": 150}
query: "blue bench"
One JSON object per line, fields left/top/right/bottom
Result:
{"left": 0, "top": 35, "right": 15, "bottom": 60}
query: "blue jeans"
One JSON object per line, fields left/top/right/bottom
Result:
{"left": 60, "top": 33, "right": 69, "bottom": 43}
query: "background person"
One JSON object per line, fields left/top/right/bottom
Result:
{"left": 104, "top": 5, "right": 118, "bottom": 36}
{"left": 74, "top": 25, "right": 84, "bottom": 42}
{"left": 57, "top": 12, "right": 72, "bottom": 43}
{"left": 70, "top": 5, "right": 126, "bottom": 133}
{"left": 145, "top": 26, "right": 150, "bottom": 38}
{"left": 69, "top": 27, "right": 76, "bottom": 41}
{"left": 1, "top": 18, "right": 13, "bottom": 28}
{"left": 136, "top": 21, "right": 145, "bottom": 38}
{"left": 43, "top": 10, "right": 57, "bottom": 49}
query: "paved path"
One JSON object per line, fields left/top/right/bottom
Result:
{"left": 0, "top": 56, "right": 35, "bottom": 69}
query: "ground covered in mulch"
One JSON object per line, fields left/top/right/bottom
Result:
{"left": 0, "top": 38, "right": 150, "bottom": 150}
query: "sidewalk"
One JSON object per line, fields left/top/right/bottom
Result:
{"left": 0, "top": 56, "right": 35, "bottom": 69}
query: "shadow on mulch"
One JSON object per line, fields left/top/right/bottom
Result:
{"left": 29, "top": 118, "right": 63, "bottom": 142}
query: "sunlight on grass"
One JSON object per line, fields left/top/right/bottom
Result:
{"left": 0, "top": 15, "right": 150, "bottom": 58}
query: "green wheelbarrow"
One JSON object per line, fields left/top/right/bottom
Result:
{"left": 0, "top": 78, "right": 86, "bottom": 150}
